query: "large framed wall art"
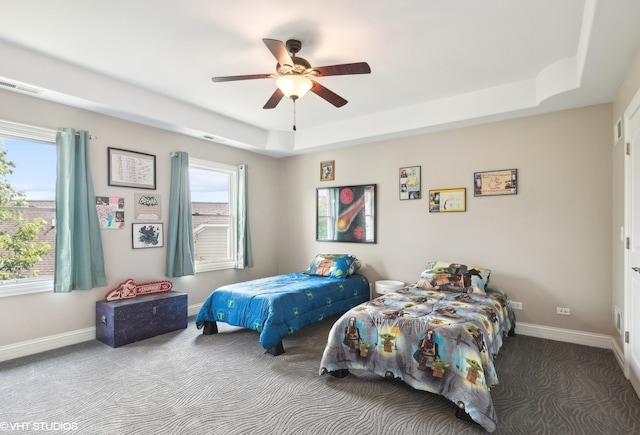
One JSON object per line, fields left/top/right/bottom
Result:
{"left": 316, "top": 184, "right": 376, "bottom": 243}
{"left": 108, "top": 147, "right": 156, "bottom": 190}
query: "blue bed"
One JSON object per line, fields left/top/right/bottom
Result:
{"left": 195, "top": 271, "right": 370, "bottom": 355}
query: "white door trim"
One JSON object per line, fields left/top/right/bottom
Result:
{"left": 623, "top": 87, "right": 640, "bottom": 393}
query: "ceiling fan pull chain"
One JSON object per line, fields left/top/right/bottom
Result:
{"left": 293, "top": 99, "right": 297, "bottom": 131}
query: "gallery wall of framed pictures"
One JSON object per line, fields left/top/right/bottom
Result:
{"left": 395, "top": 165, "right": 517, "bottom": 213}
{"left": 100, "top": 148, "right": 164, "bottom": 250}
{"left": 316, "top": 158, "right": 517, "bottom": 232}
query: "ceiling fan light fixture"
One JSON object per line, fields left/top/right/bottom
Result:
{"left": 276, "top": 75, "right": 312, "bottom": 99}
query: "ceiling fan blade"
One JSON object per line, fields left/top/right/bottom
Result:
{"left": 263, "top": 88, "right": 285, "bottom": 109}
{"left": 212, "top": 73, "right": 275, "bottom": 83}
{"left": 262, "top": 38, "right": 294, "bottom": 68}
{"left": 310, "top": 80, "right": 348, "bottom": 107}
{"left": 312, "top": 62, "right": 371, "bottom": 77}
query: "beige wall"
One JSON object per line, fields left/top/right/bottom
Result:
{"left": 611, "top": 47, "right": 640, "bottom": 349}
{"left": 279, "top": 104, "right": 613, "bottom": 335}
{"left": 0, "top": 89, "right": 282, "bottom": 347}
{"left": 0, "top": 89, "right": 620, "bottom": 350}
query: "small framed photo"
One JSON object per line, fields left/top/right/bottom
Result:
{"left": 108, "top": 147, "right": 156, "bottom": 190}
{"left": 429, "top": 188, "right": 466, "bottom": 212}
{"left": 474, "top": 169, "right": 518, "bottom": 197}
{"left": 132, "top": 223, "right": 163, "bottom": 249}
{"left": 134, "top": 192, "right": 161, "bottom": 220}
{"left": 96, "top": 196, "right": 125, "bottom": 229}
{"left": 320, "top": 160, "right": 335, "bottom": 181}
{"left": 400, "top": 166, "right": 421, "bottom": 200}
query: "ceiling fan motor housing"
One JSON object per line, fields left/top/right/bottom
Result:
{"left": 285, "top": 39, "right": 302, "bottom": 55}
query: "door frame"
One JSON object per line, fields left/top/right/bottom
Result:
{"left": 623, "top": 87, "right": 640, "bottom": 392}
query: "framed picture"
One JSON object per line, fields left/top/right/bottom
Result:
{"left": 400, "top": 166, "right": 421, "bottom": 200}
{"left": 108, "top": 147, "right": 156, "bottom": 190}
{"left": 134, "top": 192, "right": 161, "bottom": 220}
{"left": 316, "top": 184, "right": 376, "bottom": 243}
{"left": 96, "top": 196, "right": 125, "bottom": 229}
{"left": 474, "top": 169, "right": 518, "bottom": 197}
{"left": 132, "top": 223, "right": 163, "bottom": 249}
{"left": 429, "top": 188, "right": 466, "bottom": 212}
{"left": 320, "top": 160, "right": 335, "bottom": 181}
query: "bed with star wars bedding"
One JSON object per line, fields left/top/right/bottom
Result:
{"left": 195, "top": 255, "right": 369, "bottom": 355}
{"left": 319, "top": 261, "right": 514, "bottom": 433}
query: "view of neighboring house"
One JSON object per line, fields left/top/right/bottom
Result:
{"left": 4, "top": 201, "right": 229, "bottom": 278}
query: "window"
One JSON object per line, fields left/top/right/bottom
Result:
{"left": 0, "top": 120, "right": 57, "bottom": 297}
{"left": 189, "top": 157, "right": 237, "bottom": 272}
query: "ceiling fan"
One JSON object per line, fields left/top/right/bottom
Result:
{"left": 212, "top": 38, "right": 371, "bottom": 110}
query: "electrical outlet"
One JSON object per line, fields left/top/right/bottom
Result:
{"left": 556, "top": 307, "right": 571, "bottom": 316}
{"left": 511, "top": 301, "right": 522, "bottom": 310}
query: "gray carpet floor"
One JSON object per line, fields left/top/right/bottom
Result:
{"left": 1, "top": 315, "right": 639, "bottom": 435}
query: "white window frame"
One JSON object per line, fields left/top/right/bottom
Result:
{"left": 0, "top": 120, "right": 57, "bottom": 298}
{"left": 189, "top": 157, "right": 237, "bottom": 273}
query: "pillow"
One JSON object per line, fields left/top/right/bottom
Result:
{"left": 416, "top": 260, "right": 490, "bottom": 293}
{"left": 305, "top": 254, "right": 356, "bottom": 279}
{"left": 348, "top": 258, "right": 363, "bottom": 275}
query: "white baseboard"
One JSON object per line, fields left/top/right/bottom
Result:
{"left": 612, "top": 340, "right": 626, "bottom": 373}
{"left": 0, "top": 304, "right": 204, "bottom": 363}
{"left": 0, "top": 327, "right": 96, "bottom": 363}
{"left": 0, "top": 310, "right": 618, "bottom": 364}
{"left": 515, "top": 322, "right": 614, "bottom": 349}
{"left": 189, "top": 303, "right": 202, "bottom": 317}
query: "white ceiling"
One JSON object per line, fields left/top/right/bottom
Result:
{"left": 1, "top": 0, "right": 640, "bottom": 157}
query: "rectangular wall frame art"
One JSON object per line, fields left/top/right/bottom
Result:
{"left": 134, "top": 192, "right": 161, "bottom": 220}
{"left": 429, "top": 188, "right": 466, "bottom": 212}
{"left": 474, "top": 169, "right": 518, "bottom": 197}
{"left": 400, "top": 166, "right": 421, "bottom": 200}
{"left": 320, "top": 160, "right": 335, "bottom": 181}
{"left": 132, "top": 223, "right": 164, "bottom": 249}
{"left": 108, "top": 147, "right": 156, "bottom": 190}
{"left": 96, "top": 196, "right": 125, "bottom": 229}
{"left": 316, "top": 184, "right": 376, "bottom": 243}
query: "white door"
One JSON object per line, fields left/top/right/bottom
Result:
{"left": 626, "top": 90, "right": 640, "bottom": 398}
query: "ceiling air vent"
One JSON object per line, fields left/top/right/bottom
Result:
{"left": 0, "top": 79, "right": 43, "bottom": 95}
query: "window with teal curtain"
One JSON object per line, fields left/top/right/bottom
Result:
{"left": 187, "top": 158, "right": 253, "bottom": 272}
{"left": 166, "top": 151, "right": 195, "bottom": 277}
{"left": 54, "top": 128, "right": 107, "bottom": 292}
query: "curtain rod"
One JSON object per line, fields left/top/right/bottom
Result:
{"left": 56, "top": 129, "right": 97, "bottom": 140}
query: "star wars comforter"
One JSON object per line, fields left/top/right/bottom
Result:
{"left": 319, "top": 286, "right": 514, "bottom": 432}
{"left": 195, "top": 272, "right": 370, "bottom": 351}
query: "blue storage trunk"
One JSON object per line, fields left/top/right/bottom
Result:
{"left": 96, "top": 291, "right": 187, "bottom": 347}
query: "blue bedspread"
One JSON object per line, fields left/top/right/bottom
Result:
{"left": 195, "top": 272, "right": 370, "bottom": 350}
